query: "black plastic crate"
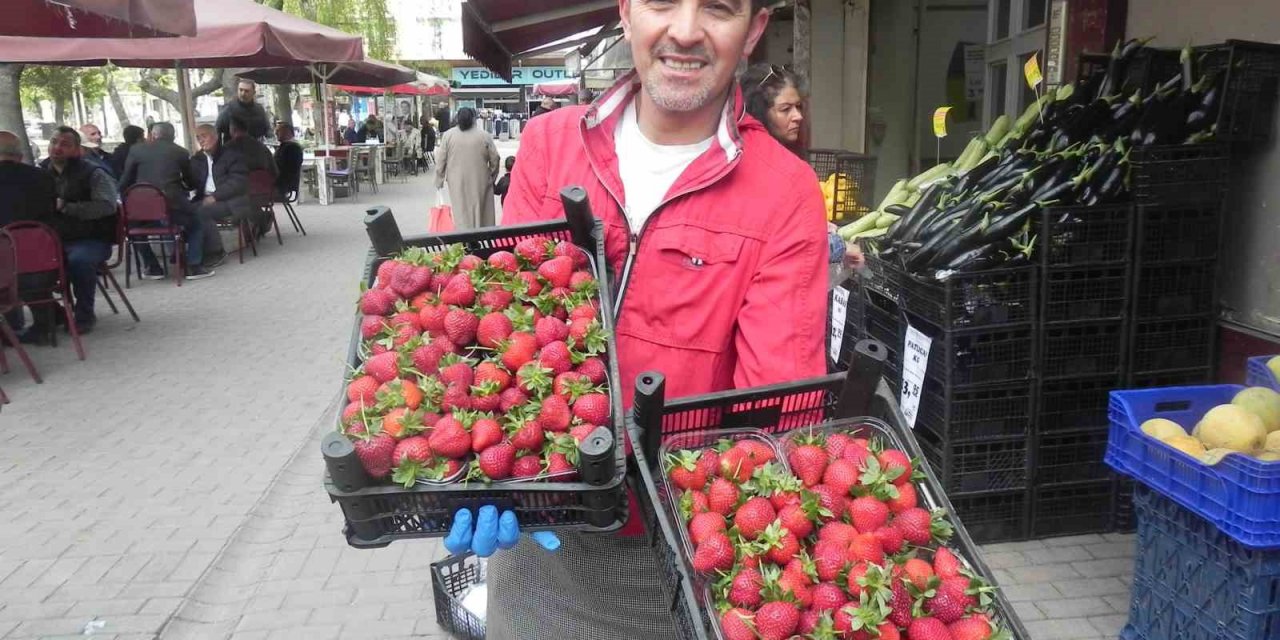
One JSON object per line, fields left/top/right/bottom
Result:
{"left": 911, "top": 319, "right": 1037, "bottom": 387}
{"left": 1033, "top": 427, "right": 1113, "bottom": 485}
{"left": 898, "top": 265, "right": 1038, "bottom": 331}
{"left": 950, "top": 490, "right": 1031, "bottom": 544}
{"left": 1206, "top": 40, "right": 1280, "bottom": 146}
{"left": 1037, "top": 375, "right": 1123, "bottom": 433}
{"left": 862, "top": 252, "right": 900, "bottom": 298}
{"left": 431, "top": 553, "right": 485, "bottom": 640}
{"left": 1135, "top": 202, "right": 1223, "bottom": 264}
{"left": 1126, "top": 367, "right": 1214, "bottom": 389}
{"left": 1039, "top": 319, "right": 1127, "bottom": 379}
{"left": 828, "top": 277, "right": 866, "bottom": 371}
{"left": 1040, "top": 204, "right": 1134, "bottom": 267}
{"left": 808, "top": 149, "right": 877, "bottom": 223}
{"left": 1131, "top": 144, "right": 1228, "bottom": 207}
{"left": 916, "top": 428, "right": 1030, "bottom": 493}
{"left": 1132, "top": 260, "right": 1217, "bottom": 318}
{"left": 1031, "top": 479, "right": 1117, "bottom": 539}
{"left": 324, "top": 212, "right": 629, "bottom": 548}
{"left": 916, "top": 379, "right": 1035, "bottom": 442}
{"left": 1042, "top": 264, "right": 1130, "bottom": 322}
{"left": 1129, "top": 316, "right": 1216, "bottom": 374}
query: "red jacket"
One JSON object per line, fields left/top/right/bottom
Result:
{"left": 505, "top": 73, "right": 829, "bottom": 409}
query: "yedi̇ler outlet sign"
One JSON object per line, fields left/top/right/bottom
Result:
{"left": 452, "top": 66, "right": 572, "bottom": 86}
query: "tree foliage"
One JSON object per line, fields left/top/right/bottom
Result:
{"left": 283, "top": 0, "right": 399, "bottom": 60}
{"left": 21, "top": 66, "right": 107, "bottom": 120}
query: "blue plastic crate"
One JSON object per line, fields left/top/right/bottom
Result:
{"left": 1106, "top": 384, "right": 1280, "bottom": 548}
{"left": 1123, "top": 485, "right": 1280, "bottom": 640}
{"left": 1247, "top": 355, "right": 1280, "bottom": 392}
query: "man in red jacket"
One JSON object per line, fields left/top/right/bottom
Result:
{"left": 445, "top": 1, "right": 828, "bottom": 636}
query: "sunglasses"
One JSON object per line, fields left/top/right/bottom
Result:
{"left": 755, "top": 64, "right": 794, "bottom": 89}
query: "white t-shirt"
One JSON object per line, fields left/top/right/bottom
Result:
{"left": 204, "top": 154, "right": 216, "bottom": 194}
{"left": 614, "top": 97, "right": 714, "bottom": 231}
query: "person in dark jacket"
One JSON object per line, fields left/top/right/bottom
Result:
{"left": 191, "top": 123, "right": 251, "bottom": 267}
{"left": 109, "top": 125, "right": 145, "bottom": 178}
{"left": 225, "top": 116, "right": 278, "bottom": 238}
{"left": 34, "top": 126, "right": 118, "bottom": 336}
{"left": 493, "top": 155, "right": 515, "bottom": 207}
{"left": 273, "top": 122, "right": 304, "bottom": 200}
{"left": 0, "top": 130, "right": 56, "bottom": 226}
{"left": 77, "top": 123, "right": 116, "bottom": 178}
{"left": 434, "top": 105, "right": 451, "bottom": 133}
{"left": 118, "top": 121, "right": 210, "bottom": 280}
{"left": 214, "top": 79, "right": 270, "bottom": 142}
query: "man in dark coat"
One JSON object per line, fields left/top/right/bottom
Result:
{"left": 225, "top": 116, "right": 278, "bottom": 238}
{"left": 118, "top": 121, "right": 211, "bottom": 280}
{"left": 215, "top": 79, "right": 270, "bottom": 142}
{"left": 191, "top": 123, "right": 251, "bottom": 266}
{"left": 109, "top": 125, "right": 145, "bottom": 178}
{"left": 273, "top": 122, "right": 304, "bottom": 200}
{"left": 0, "top": 130, "right": 58, "bottom": 335}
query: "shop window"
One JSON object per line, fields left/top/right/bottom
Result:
{"left": 994, "top": 0, "right": 1011, "bottom": 40}
{"left": 990, "top": 61, "right": 1008, "bottom": 120}
{"left": 1023, "top": 0, "right": 1046, "bottom": 30}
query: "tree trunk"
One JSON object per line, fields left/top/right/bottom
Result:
{"left": 106, "top": 69, "right": 131, "bottom": 127}
{"left": 274, "top": 85, "right": 293, "bottom": 126}
{"left": 0, "top": 64, "right": 31, "bottom": 162}
{"left": 54, "top": 98, "right": 67, "bottom": 128}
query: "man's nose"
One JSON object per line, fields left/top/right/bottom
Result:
{"left": 665, "top": 1, "right": 705, "bottom": 49}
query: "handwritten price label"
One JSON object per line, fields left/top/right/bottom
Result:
{"left": 899, "top": 324, "right": 933, "bottom": 429}
{"left": 829, "top": 286, "right": 850, "bottom": 364}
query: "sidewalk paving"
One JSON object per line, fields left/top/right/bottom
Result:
{"left": 0, "top": 154, "right": 1136, "bottom": 640}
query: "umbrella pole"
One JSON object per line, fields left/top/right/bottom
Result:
{"left": 176, "top": 64, "right": 195, "bottom": 149}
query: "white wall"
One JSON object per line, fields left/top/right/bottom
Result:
{"left": 1127, "top": 0, "right": 1280, "bottom": 334}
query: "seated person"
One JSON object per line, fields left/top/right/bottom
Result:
{"left": 225, "top": 116, "right": 278, "bottom": 238}
{"left": 190, "top": 123, "right": 252, "bottom": 266}
{"left": 78, "top": 123, "right": 115, "bottom": 178}
{"left": 272, "top": 122, "right": 304, "bottom": 201}
{"left": 118, "top": 121, "right": 213, "bottom": 280}
{"left": 110, "top": 124, "right": 145, "bottom": 179}
{"left": 0, "top": 130, "right": 57, "bottom": 336}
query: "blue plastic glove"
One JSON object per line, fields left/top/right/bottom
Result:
{"left": 828, "top": 231, "right": 846, "bottom": 264}
{"left": 443, "top": 506, "right": 561, "bottom": 557}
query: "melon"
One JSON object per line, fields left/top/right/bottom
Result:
{"left": 1268, "top": 355, "right": 1280, "bottom": 382}
{"left": 1266, "top": 430, "right": 1280, "bottom": 452}
{"left": 1255, "top": 450, "right": 1280, "bottom": 462}
{"left": 1232, "top": 387, "right": 1280, "bottom": 433}
{"left": 1164, "top": 434, "right": 1207, "bottom": 459}
{"left": 1141, "top": 418, "right": 1186, "bottom": 441}
{"left": 1194, "top": 404, "right": 1267, "bottom": 453}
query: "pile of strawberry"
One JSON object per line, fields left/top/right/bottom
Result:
{"left": 341, "top": 239, "right": 612, "bottom": 488}
{"left": 663, "top": 429, "right": 1011, "bottom": 640}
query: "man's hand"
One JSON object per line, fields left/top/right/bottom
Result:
{"left": 443, "top": 506, "right": 560, "bottom": 557}
{"left": 202, "top": 195, "right": 216, "bottom": 205}
{"left": 845, "top": 241, "right": 866, "bottom": 269}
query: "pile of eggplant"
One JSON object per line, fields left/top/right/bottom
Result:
{"left": 842, "top": 38, "right": 1225, "bottom": 276}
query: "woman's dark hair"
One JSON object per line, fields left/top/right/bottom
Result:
{"left": 122, "top": 125, "right": 145, "bottom": 144}
{"left": 740, "top": 63, "right": 802, "bottom": 141}
{"left": 456, "top": 107, "right": 476, "bottom": 131}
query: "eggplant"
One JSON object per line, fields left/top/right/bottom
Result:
{"left": 1029, "top": 153, "right": 1083, "bottom": 202}
{"left": 885, "top": 183, "right": 944, "bottom": 243}
{"left": 981, "top": 202, "right": 1040, "bottom": 241}
{"left": 953, "top": 153, "right": 1001, "bottom": 195}
{"left": 943, "top": 241, "right": 1004, "bottom": 271}
{"left": 905, "top": 220, "right": 964, "bottom": 270}
{"left": 927, "top": 220, "right": 991, "bottom": 269}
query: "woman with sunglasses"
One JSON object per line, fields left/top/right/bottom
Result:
{"left": 741, "top": 63, "right": 864, "bottom": 269}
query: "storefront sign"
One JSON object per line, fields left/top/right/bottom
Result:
{"left": 932, "top": 106, "right": 952, "bottom": 138}
{"left": 963, "top": 45, "right": 986, "bottom": 102}
{"left": 900, "top": 324, "right": 933, "bottom": 429}
{"left": 1024, "top": 53, "right": 1043, "bottom": 89}
{"left": 1046, "top": 0, "right": 1069, "bottom": 86}
{"left": 829, "top": 286, "right": 850, "bottom": 364}
{"left": 452, "top": 66, "right": 572, "bottom": 87}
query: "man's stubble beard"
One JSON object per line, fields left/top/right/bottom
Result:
{"left": 641, "top": 65, "right": 718, "bottom": 113}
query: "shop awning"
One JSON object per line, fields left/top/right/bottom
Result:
{"left": 531, "top": 78, "right": 579, "bottom": 97}
{"left": 5, "top": 0, "right": 197, "bottom": 38}
{"left": 335, "top": 82, "right": 450, "bottom": 97}
{"left": 461, "top": 0, "right": 617, "bottom": 82}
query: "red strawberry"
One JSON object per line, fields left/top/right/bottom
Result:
{"left": 811, "top": 581, "right": 847, "bottom": 612}
{"left": 499, "top": 387, "right": 529, "bottom": 412}
{"left": 720, "top": 608, "right": 755, "bottom": 640}
{"left": 908, "top": 617, "right": 953, "bottom": 640}
{"left": 515, "top": 238, "right": 548, "bottom": 266}
{"left": 389, "top": 323, "right": 418, "bottom": 349}
{"left": 359, "top": 287, "right": 397, "bottom": 315}
{"left": 500, "top": 332, "right": 539, "bottom": 371}
{"left": 392, "top": 435, "right": 433, "bottom": 465}
{"left": 680, "top": 489, "right": 710, "bottom": 517}
{"left": 889, "top": 481, "right": 919, "bottom": 513}
{"left": 538, "top": 341, "right": 574, "bottom": 376}
{"left": 389, "top": 308, "right": 422, "bottom": 331}
{"left": 948, "top": 615, "right": 993, "bottom": 640}
{"left": 375, "top": 259, "right": 397, "bottom": 287}
{"left": 775, "top": 569, "right": 813, "bottom": 608}
{"left": 894, "top": 507, "right": 935, "bottom": 546}
{"left": 511, "top": 420, "right": 545, "bottom": 451}
{"left": 733, "top": 497, "right": 777, "bottom": 539}
{"left": 879, "top": 624, "right": 903, "bottom": 640}
{"left": 812, "top": 539, "right": 849, "bottom": 582}
{"left": 777, "top": 503, "right": 814, "bottom": 539}
{"left": 458, "top": 255, "right": 484, "bottom": 271}
{"left": 718, "top": 446, "right": 756, "bottom": 484}
{"left": 379, "top": 408, "right": 413, "bottom": 439}
{"left": 407, "top": 266, "right": 434, "bottom": 297}
{"left": 849, "top": 496, "right": 890, "bottom": 533}
{"left": 925, "top": 577, "right": 974, "bottom": 624}
{"left": 875, "top": 525, "right": 905, "bottom": 554}
{"left": 889, "top": 579, "right": 915, "bottom": 628}
{"left": 810, "top": 485, "right": 847, "bottom": 523}
{"left": 788, "top": 442, "right": 828, "bottom": 487}
{"left": 695, "top": 448, "right": 720, "bottom": 479}
{"left": 419, "top": 303, "right": 449, "bottom": 333}
{"left": 707, "top": 477, "right": 740, "bottom": 515}
{"left": 879, "top": 449, "right": 913, "bottom": 485}
{"left": 440, "top": 274, "right": 476, "bottom": 306}
{"left": 432, "top": 334, "right": 461, "bottom": 355}
{"left": 933, "top": 546, "right": 962, "bottom": 578}
{"left": 689, "top": 511, "right": 727, "bottom": 545}
{"left": 470, "top": 418, "right": 504, "bottom": 453}
{"left": 569, "top": 424, "right": 596, "bottom": 444}
{"left": 377, "top": 378, "right": 423, "bottom": 410}
{"left": 477, "top": 288, "right": 514, "bottom": 311}
{"left": 738, "top": 441, "right": 776, "bottom": 465}
{"left": 352, "top": 433, "right": 395, "bottom": 478}
{"left": 575, "top": 355, "right": 607, "bottom": 384}
{"left": 691, "top": 532, "right": 736, "bottom": 573}
{"left": 822, "top": 458, "right": 860, "bottom": 495}
{"left": 726, "top": 567, "right": 764, "bottom": 608}
{"left": 568, "top": 271, "right": 595, "bottom": 291}
{"left": 341, "top": 401, "right": 365, "bottom": 425}
{"left": 754, "top": 601, "right": 799, "bottom": 640}
{"left": 515, "top": 271, "right": 542, "bottom": 296}
{"left": 476, "top": 441, "right": 516, "bottom": 480}
{"left": 569, "top": 302, "right": 597, "bottom": 324}
{"left": 476, "top": 312, "right": 513, "bottom": 348}
{"left": 552, "top": 371, "right": 589, "bottom": 399}
{"left": 537, "top": 256, "right": 574, "bottom": 288}
{"left": 360, "top": 314, "right": 386, "bottom": 339}
{"left": 841, "top": 442, "right": 874, "bottom": 469}
{"left": 472, "top": 390, "right": 501, "bottom": 412}
{"left": 364, "top": 351, "right": 400, "bottom": 383}
{"left": 545, "top": 451, "right": 575, "bottom": 476}
{"left": 346, "top": 375, "right": 379, "bottom": 405}
{"left": 441, "top": 384, "right": 472, "bottom": 412}
{"left": 439, "top": 360, "right": 474, "bottom": 388}
{"left": 411, "top": 343, "right": 445, "bottom": 374}
{"left": 572, "top": 393, "right": 610, "bottom": 425}
{"left": 903, "top": 557, "right": 935, "bottom": 590}
{"left": 765, "top": 528, "right": 801, "bottom": 565}
{"left": 847, "top": 532, "right": 885, "bottom": 565}
{"left": 797, "top": 610, "right": 823, "bottom": 636}
{"left": 473, "top": 361, "right": 511, "bottom": 391}
{"left": 487, "top": 251, "right": 519, "bottom": 273}
{"left": 534, "top": 316, "right": 569, "bottom": 347}
{"left": 666, "top": 451, "right": 708, "bottom": 491}
{"left": 443, "top": 309, "right": 479, "bottom": 345}
{"left": 429, "top": 272, "right": 452, "bottom": 294}
{"left": 553, "top": 241, "right": 588, "bottom": 268}
{"left": 512, "top": 454, "right": 543, "bottom": 478}
{"left": 428, "top": 417, "right": 471, "bottom": 459}
{"left": 537, "top": 395, "right": 572, "bottom": 433}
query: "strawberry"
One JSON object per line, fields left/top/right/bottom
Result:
{"left": 458, "top": 255, "right": 484, "bottom": 271}
{"left": 775, "top": 570, "right": 813, "bottom": 609}
{"left": 499, "top": 387, "right": 529, "bottom": 412}
{"left": 411, "top": 343, "right": 445, "bottom": 374}
{"left": 888, "top": 481, "right": 919, "bottom": 513}
{"left": 538, "top": 341, "right": 574, "bottom": 376}
{"left": 476, "top": 312, "right": 513, "bottom": 348}
{"left": 552, "top": 371, "right": 590, "bottom": 399}
{"left": 487, "top": 250, "right": 519, "bottom": 273}
{"left": 545, "top": 450, "right": 576, "bottom": 476}
{"left": 392, "top": 435, "right": 432, "bottom": 465}
{"left": 359, "top": 287, "right": 397, "bottom": 315}
{"left": 470, "top": 417, "right": 504, "bottom": 453}
{"left": 441, "top": 383, "right": 473, "bottom": 412}
{"left": 432, "top": 334, "right": 461, "bottom": 355}
{"left": 517, "top": 362, "right": 553, "bottom": 396}
{"left": 443, "top": 309, "right": 479, "bottom": 345}
{"left": 948, "top": 615, "right": 993, "bottom": 640}
{"left": 739, "top": 440, "right": 776, "bottom": 465}
{"left": 777, "top": 502, "right": 815, "bottom": 539}
{"left": 889, "top": 579, "right": 915, "bottom": 628}
{"left": 878, "top": 449, "right": 913, "bottom": 485}
{"left": 377, "top": 378, "right": 423, "bottom": 411}
{"left": 439, "top": 359, "right": 475, "bottom": 388}
{"left": 515, "top": 237, "right": 549, "bottom": 266}
{"left": 500, "top": 332, "right": 539, "bottom": 371}
{"left": 375, "top": 259, "right": 398, "bottom": 287}
{"left": 933, "top": 546, "right": 962, "bottom": 578}
{"left": 409, "top": 291, "right": 436, "bottom": 311}
{"left": 512, "top": 454, "right": 543, "bottom": 478}
{"left": 707, "top": 477, "right": 740, "bottom": 515}
{"left": 510, "top": 419, "right": 545, "bottom": 451}
{"left": 473, "top": 361, "right": 511, "bottom": 391}
{"left": 477, "top": 288, "right": 514, "bottom": 311}
{"left": 689, "top": 511, "right": 727, "bottom": 545}
{"left": 568, "top": 270, "right": 595, "bottom": 291}
{"left": 691, "top": 532, "right": 736, "bottom": 574}
{"left": 847, "top": 532, "right": 885, "bottom": 565}
{"left": 875, "top": 525, "right": 905, "bottom": 554}
{"left": 406, "top": 266, "right": 434, "bottom": 298}
{"left": 515, "top": 271, "right": 542, "bottom": 296}
{"left": 812, "top": 539, "right": 849, "bottom": 582}
{"left": 720, "top": 608, "right": 755, "bottom": 640}
{"left": 733, "top": 497, "right": 777, "bottom": 539}
{"left": 419, "top": 303, "right": 449, "bottom": 333}
{"left": 553, "top": 241, "right": 588, "bottom": 268}
{"left": 428, "top": 417, "right": 471, "bottom": 458}
{"left": 680, "top": 489, "right": 710, "bottom": 518}
{"left": 926, "top": 577, "right": 976, "bottom": 624}
{"left": 537, "top": 394, "right": 572, "bottom": 432}
{"left": 903, "top": 557, "right": 935, "bottom": 590}
{"left": 788, "top": 441, "right": 829, "bottom": 487}
{"left": 841, "top": 441, "right": 874, "bottom": 469}
{"left": 440, "top": 274, "right": 476, "bottom": 306}
{"left": 534, "top": 316, "right": 569, "bottom": 347}
{"left": 352, "top": 433, "right": 395, "bottom": 478}
{"left": 569, "top": 424, "right": 596, "bottom": 444}
{"left": 695, "top": 448, "right": 720, "bottom": 479}
{"left": 360, "top": 314, "right": 386, "bottom": 339}
{"left": 754, "top": 601, "right": 799, "bottom": 640}
{"left": 823, "top": 458, "right": 860, "bottom": 495}
{"left": 347, "top": 375, "right": 380, "bottom": 405}
{"left": 364, "top": 351, "right": 400, "bottom": 383}
{"left": 818, "top": 520, "right": 858, "bottom": 546}
{"left": 341, "top": 401, "right": 366, "bottom": 426}
{"left": 389, "top": 323, "right": 419, "bottom": 349}
{"left": 537, "top": 256, "right": 574, "bottom": 288}
{"left": 569, "top": 302, "right": 597, "bottom": 324}
{"left": 429, "top": 271, "right": 452, "bottom": 294}
{"left": 725, "top": 566, "right": 764, "bottom": 608}
{"left": 811, "top": 581, "right": 847, "bottom": 612}
{"left": 572, "top": 392, "right": 610, "bottom": 425}
{"left": 763, "top": 525, "right": 801, "bottom": 565}
{"left": 476, "top": 441, "right": 516, "bottom": 480}
{"left": 666, "top": 450, "right": 708, "bottom": 491}
{"left": 894, "top": 507, "right": 952, "bottom": 546}
{"left": 718, "top": 446, "right": 756, "bottom": 484}
{"left": 849, "top": 496, "right": 891, "bottom": 533}
{"left": 810, "top": 485, "right": 847, "bottom": 523}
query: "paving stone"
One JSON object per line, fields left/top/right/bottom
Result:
{"left": 1053, "top": 577, "right": 1131, "bottom": 598}
{"left": 1085, "top": 541, "right": 1137, "bottom": 559}
{"left": 1035, "top": 596, "right": 1115, "bottom": 619}
{"left": 1036, "top": 545, "right": 1093, "bottom": 563}
{"left": 999, "top": 581, "right": 1062, "bottom": 603}
{"left": 1090, "top": 613, "right": 1130, "bottom": 637}
{"left": 1024, "top": 617, "right": 1105, "bottom": 640}
{"left": 983, "top": 551, "right": 1029, "bottom": 569}
{"left": 1071, "top": 558, "right": 1135, "bottom": 579}
{"left": 1010, "top": 599, "right": 1046, "bottom": 622}
{"left": 1042, "top": 534, "right": 1108, "bottom": 547}
{"left": 1004, "top": 563, "right": 1084, "bottom": 584}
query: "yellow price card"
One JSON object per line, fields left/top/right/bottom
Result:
{"left": 1024, "top": 53, "right": 1043, "bottom": 89}
{"left": 932, "top": 106, "right": 951, "bottom": 138}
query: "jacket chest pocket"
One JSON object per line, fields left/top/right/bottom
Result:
{"left": 621, "top": 224, "right": 748, "bottom": 352}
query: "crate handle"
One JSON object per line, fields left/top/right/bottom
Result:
{"left": 633, "top": 371, "right": 667, "bottom": 468}
{"left": 1153, "top": 400, "right": 1192, "bottom": 413}
{"left": 364, "top": 206, "right": 404, "bottom": 257}
{"left": 836, "top": 339, "right": 888, "bottom": 418}
{"left": 559, "top": 186, "right": 596, "bottom": 251}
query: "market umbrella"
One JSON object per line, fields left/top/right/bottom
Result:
{"left": 6, "top": 0, "right": 197, "bottom": 38}
{"left": 531, "top": 78, "right": 579, "bottom": 98}
{"left": 240, "top": 59, "right": 417, "bottom": 88}
{"left": 334, "top": 83, "right": 450, "bottom": 97}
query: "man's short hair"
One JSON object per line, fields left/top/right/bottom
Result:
{"left": 237, "top": 78, "right": 257, "bottom": 89}
{"left": 53, "top": 126, "right": 80, "bottom": 145}
{"left": 0, "top": 131, "right": 23, "bottom": 158}
{"left": 196, "top": 124, "right": 217, "bottom": 136}
{"left": 151, "top": 121, "right": 176, "bottom": 141}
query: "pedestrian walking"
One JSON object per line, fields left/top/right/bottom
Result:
{"left": 434, "top": 107, "right": 500, "bottom": 229}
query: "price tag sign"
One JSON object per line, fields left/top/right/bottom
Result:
{"left": 1024, "top": 53, "right": 1044, "bottom": 89}
{"left": 899, "top": 324, "right": 933, "bottom": 429}
{"left": 829, "top": 286, "right": 850, "bottom": 363}
{"left": 932, "top": 106, "right": 951, "bottom": 138}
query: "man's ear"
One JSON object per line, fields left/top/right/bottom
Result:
{"left": 743, "top": 7, "right": 771, "bottom": 59}
{"left": 619, "top": 0, "right": 632, "bottom": 41}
